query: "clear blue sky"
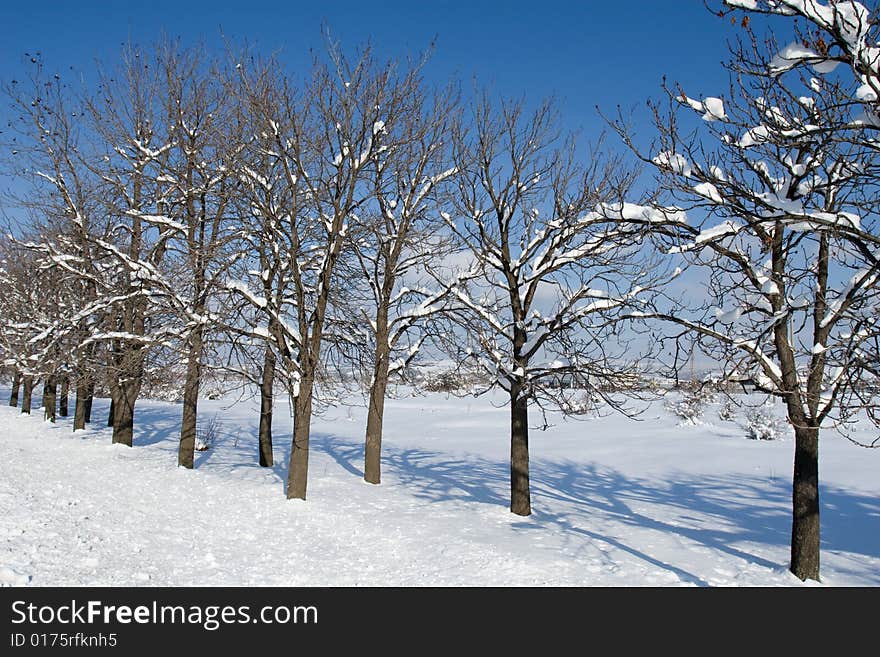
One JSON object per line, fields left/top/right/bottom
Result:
{"left": 1, "top": 1, "right": 768, "bottom": 371}
{"left": 2, "top": 0, "right": 741, "bottom": 136}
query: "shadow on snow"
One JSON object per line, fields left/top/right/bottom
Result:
{"left": 4, "top": 387, "right": 878, "bottom": 585}
{"left": 316, "top": 434, "right": 880, "bottom": 585}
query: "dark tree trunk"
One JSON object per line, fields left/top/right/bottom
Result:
{"left": 107, "top": 396, "right": 116, "bottom": 427}
{"left": 73, "top": 379, "right": 88, "bottom": 431}
{"left": 509, "top": 388, "right": 531, "bottom": 516}
{"left": 83, "top": 383, "right": 95, "bottom": 424}
{"left": 790, "top": 425, "right": 820, "bottom": 581}
{"left": 111, "top": 379, "right": 139, "bottom": 447}
{"left": 178, "top": 326, "right": 204, "bottom": 469}
{"left": 9, "top": 370, "right": 21, "bottom": 407}
{"left": 59, "top": 377, "right": 69, "bottom": 417}
{"left": 21, "top": 376, "right": 34, "bottom": 415}
{"left": 77, "top": 346, "right": 95, "bottom": 424}
{"left": 286, "top": 377, "right": 314, "bottom": 500}
{"left": 43, "top": 376, "right": 57, "bottom": 423}
{"left": 364, "top": 344, "right": 390, "bottom": 485}
{"left": 258, "top": 347, "right": 275, "bottom": 467}
{"left": 84, "top": 379, "right": 94, "bottom": 423}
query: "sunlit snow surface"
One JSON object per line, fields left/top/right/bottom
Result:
{"left": 0, "top": 388, "right": 877, "bottom": 586}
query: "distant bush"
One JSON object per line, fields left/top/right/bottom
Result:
{"left": 195, "top": 414, "right": 222, "bottom": 451}
{"left": 421, "top": 367, "right": 489, "bottom": 393}
{"left": 203, "top": 386, "right": 224, "bottom": 400}
{"left": 718, "top": 400, "right": 737, "bottom": 422}
{"left": 422, "top": 370, "right": 462, "bottom": 392}
{"left": 745, "top": 403, "right": 786, "bottom": 441}
{"left": 561, "top": 392, "right": 599, "bottom": 416}
{"left": 667, "top": 384, "right": 715, "bottom": 425}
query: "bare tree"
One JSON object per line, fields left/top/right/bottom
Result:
{"left": 233, "top": 43, "right": 408, "bottom": 499}
{"left": 228, "top": 54, "right": 308, "bottom": 469}
{"left": 148, "top": 43, "right": 241, "bottom": 469}
{"left": 0, "top": 233, "right": 74, "bottom": 423}
{"left": 82, "top": 42, "right": 192, "bottom": 446}
{"left": 343, "top": 63, "right": 460, "bottom": 485}
{"left": 446, "top": 95, "right": 661, "bottom": 516}
{"left": 1, "top": 56, "right": 107, "bottom": 432}
{"left": 0, "top": 241, "right": 41, "bottom": 416}
{"left": 8, "top": 370, "right": 21, "bottom": 407}
{"left": 612, "top": 4, "right": 880, "bottom": 580}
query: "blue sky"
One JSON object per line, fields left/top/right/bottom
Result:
{"left": 2, "top": 1, "right": 738, "bottom": 137}
{"left": 1, "top": 1, "right": 772, "bottom": 371}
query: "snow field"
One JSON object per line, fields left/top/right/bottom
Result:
{"left": 1, "top": 389, "right": 878, "bottom": 586}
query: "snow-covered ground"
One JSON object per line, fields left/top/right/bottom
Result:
{"left": 1, "top": 387, "right": 878, "bottom": 587}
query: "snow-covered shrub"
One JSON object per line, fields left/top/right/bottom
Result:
{"left": 561, "top": 392, "right": 599, "bottom": 416}
{"left": 667, "top": 384, "right": 715, "bottom": 425}
{"left": 744, "top": 403, "right": 786, "bottom": 441}
{"left": 718, "top": 400, "right": 736, "bottom": 422}
{"left": 195, "top": 414, "right": 222, "bottom": 451}
{"left": 423, "top": 369, "right": 465, "bottom": 393}
{"left": 203, "top": 386, "right": 224, "bottom": 400}
{"left": 667, "top": 394, "right": 705, "bottom": 425}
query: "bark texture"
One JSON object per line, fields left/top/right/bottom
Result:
{"left": 59, "top": 377, "right": 69, "bottom": 417}
{"left": 21, "top": 376, "right": 34, "bottom": 415}
{"left": 258, "top": 347, "right": 275, "bottom": 467}
{"left": 178, "top": 326, "right": 204, "bottom": 469}
{"left": 73, "top": 379, "right": 88, "bottom": 431}
{"left": 364, "top": 344, "right": 389, "bottom": 485}
{"left": 43, "top": 376, "right": 57, "bottom": 423}
{"left": 9, "top": 371, "right": 21, "bottom": 407}
{"left": 286, "top": 376, "right": 314, "bottom": 500}
{"left": 111, "top": 380, "right": 139, "bottom": 447}
{"left": 509, "top": 388, "right": 531, "bottom": 517}
{"left": 790, "top": 425, "right": 820, "bottom": 581}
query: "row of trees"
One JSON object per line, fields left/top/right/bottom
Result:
{"left": 0, "top": 39, "right": 655, "bottom": 507}
{"left": 3, "top": 2, "right": 880, "bottom": 582}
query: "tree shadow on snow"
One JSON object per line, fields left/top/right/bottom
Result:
{"left": 27, "top": 390, "right": 872, "bottom": 585}
{"left": 318, "top": 435, "right": 880, "bottom": 585}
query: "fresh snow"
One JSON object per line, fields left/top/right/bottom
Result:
{"left": 701, "top": 97, "right": 726, "bottom": 121}
{"left": 693, "top": 182, "right": 723, "bottom": 204}
{"left": 1, "top": 388, "right": 878, "bottom": 587}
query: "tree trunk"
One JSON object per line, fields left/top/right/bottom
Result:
{"left": 790, "top": 425, "right": 820, "bottom": 581}
{"left": 258, "top": 347, "right": 275, "bottom": 467}
{"left": 43, "top": 376, "right": 57, "bottom": 423}
{"left": 59, "top": 377, "right": 69, "bottom": 417}
{"left": 84, "top": 379, "right": 94, "bottom": 423}
{"left": 286, "top": 377, "right": 314, "bottom": 500}
{"left": 107, "top": 396, "right": 116, "bottom": 427}
{"left": 364, "top": 348, "right": 390, "bottom": 485}
{"left": 9, "top": 370, "right": 21, "bottom": 407}
{"left": 509, "top": 389, "right": 531, "bottom": 516}
{"left": 111, "top": 380, "right": 138, "bottom": 447}
{"left": 21, "top": 376, "right": 34, "bottom": 415}
{"left": 73, "top": 379, "right": 88, "bottom": 431}
{"left": 178, "top": 326, "right": 204, "bottom": 469}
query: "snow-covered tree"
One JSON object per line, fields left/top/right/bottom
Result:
{"left": 0, "top": 241, "right": 40, "bottom": 415}
{"left": 83, "top": 43, "right": 182, "bottom": 446}
{"left": 232, "top": 44, "right": 395, "bottom": 499}
{"left": 447, "top": 95, "right": 665, "bottom": 516}
{"left": 613, "top": 2, "right": 880, "bottom": 580}
{"left": 149, "top": 44, "right": 242, "bottom": 469}
{"left": 227, "top": 53, "right": 305, "bottom": 468}
{"left": 1, "top": 56, "right": 112, "bottom": 429}
{"left": 345, "top": 66, "right": 461, "bottom": 485}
